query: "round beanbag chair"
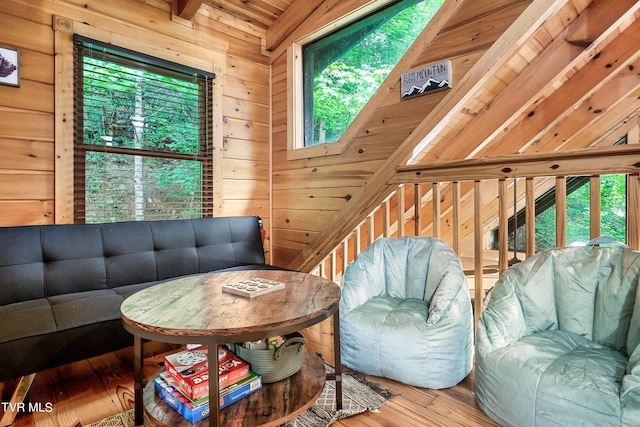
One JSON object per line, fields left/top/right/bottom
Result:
{"left": 339, "top": 236, "right": 474, "bottom": 389}
{"left": 476, "top": 245, "right": 640, "bottom": 427}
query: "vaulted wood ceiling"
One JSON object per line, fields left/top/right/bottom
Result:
{"left": 178, "top": 0, "right": 640, "bottom": 167}
{"left": 276, "top": 0, "right": 640, "bottom": 271}
{"left": 175, "top": 0, "right": 640, "bottom": 271}
{"left": 175, "top": 0, "right": 294, "bottom": 29}
{"left": 404, "top": 0, "right": 640, "bottom": 167}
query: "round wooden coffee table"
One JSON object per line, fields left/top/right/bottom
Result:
{"left": 121, "top": 270, "right": 343, "bottom": 427}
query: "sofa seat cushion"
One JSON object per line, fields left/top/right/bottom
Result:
{"left": 49, "top": 290, "right": 126, "bottom": 331}
{"left": 113, "top": 281, "right": 169, "bottom": 300}
{"left": 477, "top": 329, "right": 628, "bottom": 427}
{"left": 0, "top": 299, "right": 57, "bottom": 343}
{"left": 0, "top": 290, "right": 126, "bottom": 344}
{"left": 1, "top": 265, "right": 287, "bottom": 346}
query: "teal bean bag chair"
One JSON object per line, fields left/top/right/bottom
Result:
{"left": 339, "top": 236, "right": 474, "bottom": 389}
{"left": 476, "top": 245, "right": 640, "bottom": 427}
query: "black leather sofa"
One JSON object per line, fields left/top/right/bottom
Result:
{"left": 0, "top": 216, "right": 285, "bottom": 382}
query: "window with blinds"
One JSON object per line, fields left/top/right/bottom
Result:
{"left": 73, "top": 35, "right": 215, "bottom": 223}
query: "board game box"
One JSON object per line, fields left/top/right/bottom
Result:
{"left": 154, "top": 370, "right": 263, "bottom": 423}
{"left": 164, "top": 345, "right": 250, "bottom": 400}
{"left": 221, "top": 277, "right": 285, "bottom": 298}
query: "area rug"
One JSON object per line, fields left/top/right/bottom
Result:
{"left": 86, "top": 364, "right": 394, "bottom": 427}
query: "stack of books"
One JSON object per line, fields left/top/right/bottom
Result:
{"left": 154, "top": 345, "right": 262, "bottom": 423}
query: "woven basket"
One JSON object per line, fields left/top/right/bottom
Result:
{"left": 232, "top": 332, "right": 306, "bottom": 383}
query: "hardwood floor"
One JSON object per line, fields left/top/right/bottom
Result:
{"left": 1, "top": 340, "right": 498, "bottom": 427}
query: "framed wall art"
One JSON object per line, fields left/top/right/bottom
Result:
{"left": 0, "top": 46, "right": 20, "bottom": 87}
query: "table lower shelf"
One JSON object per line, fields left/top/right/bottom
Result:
{"left": 143, "top": 348, "right": 327, "bottom": 427}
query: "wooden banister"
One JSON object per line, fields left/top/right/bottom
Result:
{"left": 313, "top": 144, "right": 640, "bottom": 314}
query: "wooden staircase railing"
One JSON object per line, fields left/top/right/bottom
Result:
{"left": 309, "top": 143, "right": 640, "bottom": 325}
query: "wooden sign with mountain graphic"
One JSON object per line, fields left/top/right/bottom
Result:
{"left": 401, "top": 60, "right": 451, "bottom": 99}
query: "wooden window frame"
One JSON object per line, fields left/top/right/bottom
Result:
{"left": 72, "top": 36, "right": 215, "bottom": 223}
{"left": 286, "top": 1, "right": 398, "bottom": 161}
{"left": 52, "top": 15, "right": 225, "bottom": 223}
{"left": 286, "top": 0, "right": 438, "bottom": 161}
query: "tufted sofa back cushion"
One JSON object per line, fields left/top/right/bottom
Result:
{"left": 42, "top": 224, "right": 108, "bottom": 296}
{"left": 101, "top": 221, "right": 157, "bottom": 287}
{"left": 0, "top": 216, "right": 265, "bottom": 305}
{"left": 191, "top": 217, "right": 267, "bottom": 272}
{"left": 0, "top": 226, "right": 48, "bottom": 305}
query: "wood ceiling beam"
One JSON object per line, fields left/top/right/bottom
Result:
{"left": 425, "top": 14, "right": 640, "bottom": 244}
{"left": 410, "top": 0, "right": 640, "bottom": 164}
{"left": 534, "top": 70, "right": 640, "bottom": 153}
{"left": 205, "top": 0, "right": 275, "bottom": 27}
{"left": 174, "top": 0, "right": 204, "bottom": 19}
{"left": 268, "top": 0, "right": 392, "bottom": 63}
{"left": 565, "top": 0, "right": 636, "bottom": 46}
{"left": 288, "top": 0, "right": 568, "bottom": 272}
{"left": 265, "top": 0, "right": 324, "bottom": 51}
{"left": 485, "top": 11, "right": 640, "bottom": 156}
{"left": 567, "top": 105, "right": 640, "bottom": 151}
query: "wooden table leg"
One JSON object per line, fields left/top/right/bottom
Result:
{"left": 133, "top": 336, "right": 144, "bottom": 426}
{"left": 332, "top": 310, "right": 343, "bottom": 410}
{"left": 209, "top": 341, "right": 221, "bottom": 427}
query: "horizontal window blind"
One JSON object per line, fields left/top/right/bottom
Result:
{"left": 73, "top": 35, "right": 215, "bottom": 223}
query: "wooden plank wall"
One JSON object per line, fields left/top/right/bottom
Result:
{"left": 269, "top": 0, "right": 532, "bottom": 268}
{"left": 0, "top": 0, "right": 273, "bottom": 259}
